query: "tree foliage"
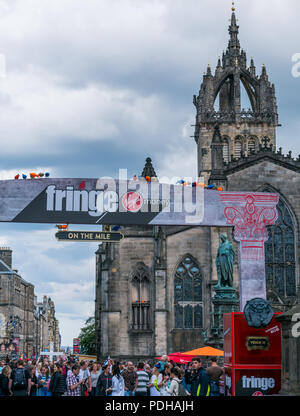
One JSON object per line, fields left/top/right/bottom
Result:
{"left": 78, "top": 317, "right": 96, "bottom": 355}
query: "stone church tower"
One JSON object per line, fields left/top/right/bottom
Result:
{"left": 194, "top": 8, "right": 279, "bottom": 184}
{"left": 95, "top": 6, "right": 300, "bottom": 361}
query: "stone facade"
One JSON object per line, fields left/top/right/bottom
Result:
{"left": 95, "top": 8, "right": 300, "bottom": 361}
{"left": 34, "top": 296, "right": 61, "bottom": 355}
{"left": 0, "top": 248, "right": 35, "bottom": 358}
{"left": 0, "top": 247, "right": 61, "bottom": 358}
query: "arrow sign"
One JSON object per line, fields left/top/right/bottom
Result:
{"left": 55, "top": 231, "right": 124, "bottom": 242}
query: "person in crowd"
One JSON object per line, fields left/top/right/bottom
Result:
{"left": 79, "top": 360, "right": 92, "bottom": 396}
{"left": 144, "top": 364, "right": 152, "bottom": 396}
{"left": 119, "top": 362, "right": 125, "bottom": 374}
{"left": 206, "top": 357, "right": 224, "bottom": 397}
{"left": 29, "top": 365, "right": 38, "bottom": 397}
{"left": 0, "top": 359, "right": 6, "bottom": 374}
{"left": 135, "top": 362, "right": 149, "bottom": 397}
{"left": 38, "top": 365, "right": 51, "bottom": 396}
{"left": 163, "top": 366, "right": 181, "bottom": 396}
{"left": 60, "top": 359, "right": 69, "bottom": 380}
{"left": 95, "top": 364, "right": 112, "bottom": 396}
{"left": 111, "top": 363, "right": 125, "bottom": 396}
{"left": 180, "top": 367, "right": 191, "bottom": 396}
{"left": 66, "top": 364, "right": 86, "bottom": 396}
{"left": 96, "top": 362, "right": 102, "bottom": 374}
{"left": 148, "top": 366, "right": 162, "bottom": 396}
{"left": 35, "top": 362, "right": 43, "bottom": 380}
{"left": 0, "top": 365, "right": 11, "bottom": 396}
{"left": 190, "top": 357, "right": 210, "bottom": 396}
{"left": 184, "top": 362, "right": 192, "bottom": 393}
{"left": 9, "top": 359, "right": 31, "bottom": 396}
{"left": 89, "top": 362, "right": 100, "bottom": 396}
{"left": 156, "top": 355, "right": 169, "bottom": 374}
{"left": 49, "top": 362, "right": 67, "bottom": 397}
{"left": 159, "top": 363, "right": 172, "bottom": 396}
{"left": 122, "top": 361, "right": 138, "bottom": 397}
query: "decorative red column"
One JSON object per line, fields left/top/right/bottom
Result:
{"left": 220, "top": 193, "right": 279, "bottom": 311}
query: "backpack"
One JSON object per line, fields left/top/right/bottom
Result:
{"left": 13, "top": 368, "right": 27, "bottom": 390}
{"left": 174, "top": 379, "right": 187, "bottom": 396}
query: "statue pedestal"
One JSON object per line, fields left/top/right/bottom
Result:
{"left": 211, "top": 286, "right": 239, "bottom": 345}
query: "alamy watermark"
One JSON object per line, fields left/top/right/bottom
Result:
{"left": 45, "top": 169, "right": 205, "bottom": 224}
{"left": 291, "top": 54, "right": 300, "bottom": 78}
{"left": 291, "top": 313, "right": 300, "bottom": 338}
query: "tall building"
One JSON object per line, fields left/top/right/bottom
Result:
{"left": 34, "top": 296, "right": 61, "bottom": 355}
{"left": 0, "top": 247, "right": 35, "bottom": 358}
{"left": 0, "top": 247, "right": 61, "bottom": 358}
{"left": 95, "top": 6, "right": 300, "bottom": 361}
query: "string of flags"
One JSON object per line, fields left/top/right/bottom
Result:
{"left": 132, "top": 175, "right": 159, "bottom": 183}
{"left": 15, "top": 172, "right": 50, "bottom": 180}
{"left": 132, "top": 175, "right": 223, "bottom": 191}
{"left": 175, "top": 181, "right": 222, "bottom": 190}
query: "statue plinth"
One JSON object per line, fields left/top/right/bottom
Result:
{"left": 211, "top": 285, "right": 239, "bottom": 345}
{"left": 213, "top": 285, "right": 238, "bottom": 300}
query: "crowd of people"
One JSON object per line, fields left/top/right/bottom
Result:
{"left": 0, "top": 354, "right": 224, "bottom": 397}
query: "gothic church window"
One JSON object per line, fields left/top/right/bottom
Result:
{"left": 222, "top": 137, "right": 230, "bottom": 163}
{"left": 265, "top": 198, "right": 296, "bottom": 298}
{"left": 248, "top": 137, "right": 257, "bottom": 153}
{"left": 234, "top": 138, "right": 242, "bottom": 159}
{"left": 174, "top": 255, "right": 203, "bottom": 329}
{"left": 131, "top": 263, "right": 151, "bottom": 331}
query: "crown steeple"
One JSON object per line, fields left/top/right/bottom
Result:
{"left": 193, "top": 2, "right": 279, "bottom": 181}
{"left": 228, "top": 6, "right": 240, "bottom": 54}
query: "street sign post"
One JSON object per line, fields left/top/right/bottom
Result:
{"left": 55, "top": 230, "right": 124, "bottom": 242}
{"left": 40, "top": 342, "right": 63, "bottom": 361}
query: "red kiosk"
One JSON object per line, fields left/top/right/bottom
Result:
{"left": 224, "top": 312, "right": 282, "bottom": 396}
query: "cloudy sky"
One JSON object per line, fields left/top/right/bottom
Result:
{"left": 0, "top": 0, "right": 299, "bottom": 346}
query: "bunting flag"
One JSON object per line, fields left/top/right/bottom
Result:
{"left": 79, "top": 180, "right": 86, "bottom": 190}
{"left": 103, "top": 355, "right": 111, "bottom": 366}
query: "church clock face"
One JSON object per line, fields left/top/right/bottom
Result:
{"left": 0, "top": 313, "right": 6, "bottom": 337}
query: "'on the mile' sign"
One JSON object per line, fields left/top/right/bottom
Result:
{"left": 55, "top": 231, "right": 124, "bottom": 242}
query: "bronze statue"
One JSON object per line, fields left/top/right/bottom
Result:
{"left": 215, "top": 233, "right": 235, "bottom": 288}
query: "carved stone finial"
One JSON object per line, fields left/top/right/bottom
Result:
{"left": 261, "top": 137, "right": 270, "bottom": 148}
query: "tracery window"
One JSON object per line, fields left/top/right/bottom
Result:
{"left": 248, "top": 137, "right": 256, "bottom": 153}
{"left": 234, "top": 138, "right": 242, "bottom": 159}
{"left": 222, "top": 137, "right": 230, "bottom": 163}
{"left": 265, "top": 198, "right": 296, "bottom": 297}
{"left": 131, "top": 263, "right": 151, "bottom": 330}
{"left": 174, "top": 256, "right": 203, "bottom": 329}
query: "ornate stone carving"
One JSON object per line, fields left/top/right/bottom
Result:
{"left": 220, "top": 193, "right": 279, "bottom": 260}
{"left": 244, "top": 298, "right": 274, "bottom": 328}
